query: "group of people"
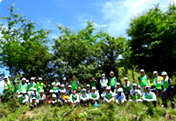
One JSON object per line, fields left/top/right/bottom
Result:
{"left": 3, "top": 70, "right": 175, "bottom": 109}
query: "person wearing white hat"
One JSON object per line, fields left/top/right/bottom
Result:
{"left": 116, "top": 88, "right": 126, "bottom": 104}
{"left": 101, "top": 85, "right": 108, "bottom": 99}
{"left": 39, "top": 90, "right": 46, "bottom": 105}
{"left": 52, "top": 76, "right": 61, "bottom": 94}
{"left": 19, "top": 90, "right": 28, "bottom": 104}
{"left": 143, "top": 86, "right": 157, "bottom": 107}
{"left": 161, "top": 71, "right": 175, "bottom": 109}
{"left": 18, "top": 77, "right": 27, "bottom": 94}
{"left": 103, "top": 86, "right": 114, "bottom": 103}
{"left": 150, "top": 71, "right": 163, "bottom": 97}
{"left": 138, "top": 69, "right": 150, "bottom": 94}
{"left": 80, "top": 88, "right": 90, "bottom": 107}
{"left": 129, "top": 83, "right": 142, "bottom": 102}
{"left": 68, "top": 90, "right": 80, "bottom": 107}
{"left": 58, "top": 90, "right": 69, "bottom": 106}
{"left": 109, "top": 71, "right": 117, "bottom": 92}
{"left": 58, "top": 84, "right": 67, "bottom": 99}
{"left": 51, "top": 94, "right": 58, "bottom": 106}
{"left": 67, "top": 85, "right": 72, "bottom": 96}
{"left": 36, "top": 77, "right": 45, "bottom": 94}
{"left": 100, "top": 74, "right": 108, "bottom": 98}
{"left": 28, "top": 77, "right": 36, "bottom": 101}
{"left": 62, "top": 77, "right": 68, "bottom": 90}
{"left": 4, "top": 76, "right": 14, "bottom": 93}
{"left": 90, "top": 87, "right": 100, "bottom": 105}
{"left": 31, "top": 88, "right": 39, "bottom": 104}
{"left": 30, "top": 97, "right": 37, "bottom": 110}
{"left": 90, "top": 77, "right": 98, "bottom": 89}
{"left": 122, "top": 77, "right": 132, "bottom": 101}
{"left": 86, "top": 84, "right": 91, "bottom": 94}
{"left": 114, "top": 82, "right": 123, "bottom": 96}
{"left": 49, "top": 90, "right": 54, "bottom": 99}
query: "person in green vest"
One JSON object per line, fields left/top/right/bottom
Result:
{"left": 71, "top": 75, "right": 80, "bottom": 91}
{"left": 39, "top": 90, "right": 46, "bottom": 105}
{"left": 52, "top": 76, "right": 60, "bottom": 95}
{"left": 100, "top": 74, "right": 108, "bottom": 98}
{"left": 123, "top": 77, "right": 132, "bottom": 101}
{"left": 36, "top": 77, "right": 45, "bottom": 94}
{"left": 114, "top": 82, "right": 123, "bottom": 97}
{"left": 90, "top": 87, "right": 100, "bottom": 105}
{"left": 28, "top": 77, "right": 36, "bottom": 101}
{"left": 101, "top": 85, "right": 107, "bottom": 99}
{"left": 31, "top": 88, "right": 40, "bottom": 104}
{"left": 150, "top": 71, "right": 163, "bottom": 97}
{"left": 115, "top": 88, "right": 126, "bottom": 104}
{"left": 51, "top": 94, "right": 57, "bottom": 106}
{"left": 19, "top": 90, "right": 28, "bottom": 104}
{"left": 86, "top": 84, "right": 91, "bottom": 94}
{"left": 44, "top": 82, "right": 51, "bottom": 96}
{"left": 77, "top": 86, "right": 82, "bottom": 97}
{"left": 138, "top": 69, "right": 150, "bottom": 94}
{"left": 161, "top": 71, "right": 175, "bottom": 109}
{"left": 30, "top": 97, "right": 37, "bottom": 110}
{"left": 104, "top": 86, "right": 114, "bottom": 103}
{"left": 4, "top": 76, "right": 14, "bottom": 93}
{"left": 68, "top": 90, "right": 80, "bottom": 107}
{"left": 66, "top": 85, "right": 72, "bottom": 96}
{"left": 49, "top": 90, "right": 54, "bottom": 99}
{"left": 109, "top": 71, "right": 117, "bottom": 92}
{"left": 143, "top": 86, "right": 157, "bottom": 107}
{"left": 129, "top": 83, "right": 142, "bottom": 102}
{"left": 90, "top": 77, "right": 97, "bottom": 89}
{"left": 80, "top": 88, "right": 90, "bottom": 107}
{"left": 18, "top": 77, "right": 27, "bottom": 94}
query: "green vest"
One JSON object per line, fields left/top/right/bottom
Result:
{"left": 19, "top": 83, "right": 27, "bottom": 93}
{"left": 72, "top": 80, "right": 78, "bottom": 90}
{"left": 5, "top": 81, "right": 14, "bottom": 93}
{"left": 163, "top": 79, "right": 169, "bottom": 90}
{"left": 123, "top": 82, "right": 131, "bottom": 91}
{"left": 77, "top": 91, "right": 81, "bottom": 94}
{"left": 91, "top": 93, "right": 97, "bottom": 99}
{"left": 101, "top": 79, "right": 106, "bottom": 88}
{"left": 72, "top": 95, "right": 78, "bottom": 102}
{"left": 52, "top": 82, "right": 59, "bottom": 91}
{"left": 90, "top": 80, "right": 96, "bottom": 88}
{"left": 105, "top": 93, "right": 113, "bottom": 100}
{"left": 139, "top": 75, "right": 148, "bottom": 87}
{"left": 37, "top": 82, "right": 45, "bottom": 93}
{"left": 28, "top": 82, "right": 36, "bottom": 91}
{"left": 82, "top": 94, "right": 87, "bottom": 98}
{"left": 145, "top": 92, "right": 153, "bottom": 99}
{"left": 132, "top": 91, "right": 140, "bottom": 100}
{"left": 154, "top": 76, "right": 162, "bottom": 89}
{"left": 51, "top": 98, "right": 57, "bottom": 102}
{"left": 32, "top": 93, "right": 39, "bottom": 99}
{"left": 109, "top": 77, "right": 116, "bottom": 86}
{"left": 19, "top": 96, "right": 26, "bottom": 103}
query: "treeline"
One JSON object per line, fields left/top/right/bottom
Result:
{"left": 1, "top": 3, "right": 176, "bottom": 84}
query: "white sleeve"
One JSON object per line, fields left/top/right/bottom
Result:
{"left": 76, "top": 95, "right": 80, "bottom": 103}
{"left": 137, "top": 90, "right": 142, "bottom": 96}
{"left": 130, "top": 90, "right": 134, "bottom": 96}
{"left": 105, "top": 79, "right": 108, "bottom": 85}
{"left": 122, "top": 93, "right": 126, "bottom": 102}
{"left": 69, "top": 94, "right": 73, "bottom": 102}
{"left": 151, "top": 93, "right": 157, "bottom": 101}
{"left": 87, "top": 94, "right": 90, "bottom": 100}
{"left": 51, "top": 82, "right": 55, "bottom": 85}
{"left": 25, "top": 96, "right": 29, "bottom": 102}
{"left": 96, "top": 93, "right": 100, "bottom": 100}
{"left": 142, "top": 93, "right": 146, "bottom": 100}
{"left": 100, "top": 80, "right": 102, "bottom": 86}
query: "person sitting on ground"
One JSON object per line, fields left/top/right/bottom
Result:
{"left": 114, "top": 82, "right": 123, "bottom": 96}
{"left": 109, "top": 71, "right": 117, "bottom": 92}
{"left": 90, "top": 87, "right": 100, "bottom": 105}
{"left": 77, "top": 86, "right": 82, "bottom": 97}
{"left": 86, "top": 84, "right": 91, "bottom": 94}
{"left": 36, "top": 77, "right": 45, "bottom": 94}
{"left": 58, "top": 84, "right": 67, "bottom": 98}
{"left": 49, "top": 90, "right": 54, "bottom": 99}
{"left": 123, "top": 77, "right": 132, "bottom": 101}
{"left": 39, "top": 90, "right": 46, "bottom": 105}
{"left": 30, "top": 97, "right": 37, "bottom": 110}
{"left": 31, "top": 88, "right": 39, "bottom": 104}
{"left": 28, "top": 77, "right": 36, "bottom": 101}
{"left": 45, "top": 95, "right": 51, "bottom": 104}
{"left": 19, "top": 90, "right": 28, "bottom": 104}
{"left": 80, "top": 88, "right": 89, "bottom": 107}
{"left": 52, "top": 76, "right": 61, "bottom": 95}
{"left": 18, "top": 77, "right": 27, "bottom": 94}
{"left": 51, "top": 94, "right": 57, "bottom": 106}
{"left": 116, "top": 88, "right": 126, "bottom": 104}
{"left": 68, "top": 90, "right": 80, "bottom": 107}
{"left": 58, "top": 90, "right": 69, "bottom": 106}
{"left": 67, "top": 85, "right": 72, "bottom": 96}
{"left": 104, "top": 86, "right": 114, "bottom": 103}
{"left": 44, "top": 82, "right": 51, "bottom": 96}
{"left": 129, "top": 83, "right": 142, "bottom": 102}
{"left": 101, "top": 85, "right": 107, "bottom": 99}
{"left": 4, "top": 76, "right": 14, "bottom": 93}
{"left": 143, "top": 86, "right": 157, "bottom": 107}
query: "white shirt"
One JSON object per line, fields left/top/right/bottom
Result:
{"left": 90, "top": 92, "right": 100, "bottom": 100}
{"left": 52, "top": 81, "right": 61, "bottom": 87}
{"left": 39, "top": 94, "right": 46, "bottom": 100}
{"left": 100, "top": 78, "right": 108, "bottom": 88}
{"left": 20, "top": 95, "right": 28, "bottom": 103}
{"left": 104, "top": 92, "right": 114, "bottom": 101}
{"left": 69, "top": 94, "right": 80, "bottom": 103}
{"left": 130, "top": 89, "right": 142, "bottom": 96}
{"left": 80, "top": 94, "right": 90, "bottom": 101}
{"left": 143, "top": 92, "right": 157, "bottom": 102}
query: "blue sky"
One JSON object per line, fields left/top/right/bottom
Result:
{"left": 0, "top": 0, "right": 175, "bottom": 93}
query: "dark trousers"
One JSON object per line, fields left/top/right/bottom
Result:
{"left": 111, "top": 86, "right": 115, "bottom": 92}
{"left": 124, "top": 91, "right": 130, "bottom": 101}
{"left": 90, "top": 99, "right": 99, "bottom": 105}
{"left": 80, "top": 100, "right": 89, "bottom": 106}
{"left": 162, "top": 89, "right": 175, "bottom": 108}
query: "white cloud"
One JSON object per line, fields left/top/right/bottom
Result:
{"left": 0, "top": 0, "right": 2, "bottom": 3}
{"left": 0, "top": 80, "right": 4, "bottom": 86}
{"left": 101, "top": 0, "right": 175, "bottom": 37}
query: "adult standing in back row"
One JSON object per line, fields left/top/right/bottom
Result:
{"left": 90, "top": 77, "right": 97, "bottom": 89}
{"left": 71, "top": 75, "right": 80, "bottom": 91}
{"left": 109, "top": 71, "right": 117, "bottom": 92}
{"left": 100, "top": 74, "right": 108, "bottom": 97}
{"left": 138, "top": 69, "right": 150, "bottom": 94}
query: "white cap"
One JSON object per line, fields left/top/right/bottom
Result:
{"left": 4, "top": 76, "right": 8, "bottom": 79}
{"left": 162, "top": 71, "right": 167, "bottom": 76}
{"left": 32, "top": 97, "right": 36, "bottom": 100}
{"left": 26, "top": 80, "right": 29, "bottom": 83}
{"left": 116, "top": 82, "right": 120, "bottom": 85}
{"left": 86, "top": 84, "right": 90, "bottom": 87}
{"left": 140, "top": 69, "right": 145, "bottom": 72}
{"left": 22, "top": 77, "right": 26, "bottom": 81}
{"left": 106, "top": 86, "right": 111, "bottom": 90}
{"left": 153, "top": 71, "right": 157, "bottom": 75}
{"left": 92, "top": 87, "right": 96, "bottom": 90}
{"left": 40, "top": 90, "right": 44, "bottom": 92}
{"left": 33, "top": 88, "right": 37, "bottom": 91}
{"left": 63, "top": 77, "right": 66, "bottom": 80}
{"left": 145, "top": 85, "right": 151, "bottom": 88}
{"left": 118, "top": 88, "right": 123, "bottom": 92}
{"left": 31, "top": 77, "right": 35, "bottom": 80}
{"left": 68, "top": 85, "right": 72, "bottom": 88}
{"left": 102, "top": 74, "right": 105, "bottom": 76}
{"left": 82, "top": 88, "right": 86, "bottom": 91}
{"left": 61, "top": 84, "right": 65, "bottom": 87}
{"left": 38, "top": 77, "right": 42, "bottom": 81}
{"left": 50, "top": 90, "right": 53, "bottom": 93}
{"left": 110, "top": 71, "right": 114, "bottom": 74}
{"left": 22, "top": 90, "right": 26, "bottom": 93}
{"left": 133, "top": 83, "right": 137, "bottom": 86}
{"left": 52, "top": 94, "right": 56, "bottom": 98}
{"left": 124, "top": 77, "right": 128, "bottom": 80}
{"left": 61, "top": 90, "right": 65, "bottom": 93}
